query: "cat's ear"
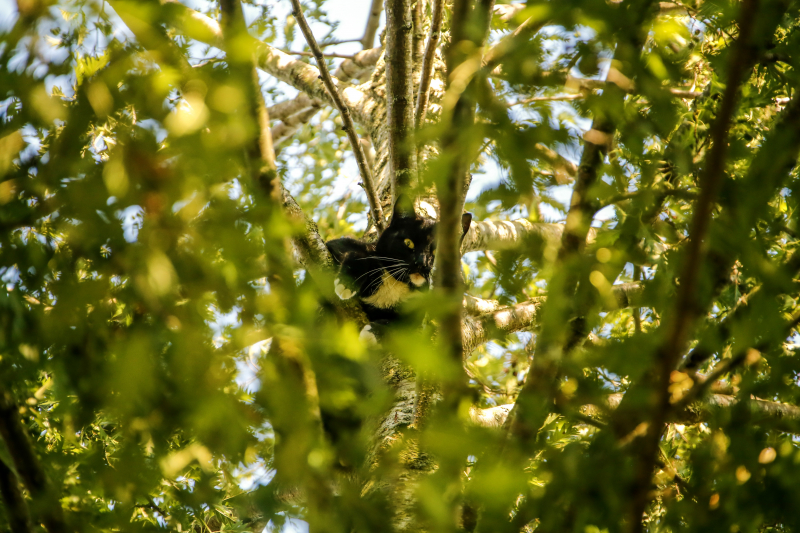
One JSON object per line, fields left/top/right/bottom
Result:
{"left": 460, "top": 212, "right": 473, "bottom": 243}
{"left": 391, "top": 194, "right": 416, "bottom": 223}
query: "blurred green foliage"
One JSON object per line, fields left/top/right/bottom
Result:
{"left": 2, "top": 0, "right": 800, "bottom": 532}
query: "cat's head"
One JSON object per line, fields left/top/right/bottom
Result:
{"left": 376, "top": 195, "right": 472, "bottom": 289}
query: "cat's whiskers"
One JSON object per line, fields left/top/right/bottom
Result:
{"left": 356, "top": 256, "right": 405, "bottom": 263}
{"left": 363, "top": 271, "right": 391, "bottom": 293}
{"left": 384, "top": 266, "right": 409, "bottom": 283}
{"left": 363, "top": 265, "right": 407, "bottom": 294}
{"left": 354, "top": 264, "right": 401, "bottom": 282}
{"left": 354, "top": 261, "right": 409, "bottom": 283}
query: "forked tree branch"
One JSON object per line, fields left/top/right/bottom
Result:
{"left": 502, "top": 1, "right": 654, "bottom": 462}
{"left": 290, "top": 0, "right": 386, "bottom": 232}
{"left": 112, "top": 0, "right": 368, "bottom": 326}
{"left": 334, "top": 46, "right": 384, "bottom": 81}
{"left": 628, "top": 1, "right": 764, "bottom": 531}
{"left": 219, "top": 8, "right": 343, "bottom": 530}
{"left": 272, "top": 107, "right": 321, "bottom": 146}
{"left": 157, "top": 0, "right": 377, "bottom": 127}
{"left": 658, "top": 0, "right": 760, "bottom": 376}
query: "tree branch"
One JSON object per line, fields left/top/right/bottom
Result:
{"left": 282, "top": 50, "right": 357, "bottom": 59}
{"left": 503, "top": 1, "right": 654, "bottom": 459}
{"left": 333, "top": 46, "right": 383, "bottom": 81}
{"left": 659, "top": 0, "right": 760, "bottom": 380}
{"left": 272, "top": 107, "right": 321, "bottom": 147}
{"left": 558, "top": 99, "right": 615, "bottom": 259}
{"left": 108, "top": 0, "right": 194, "bottom": 76}
{"left": 564, "top": 75, "right": 703, "bottom": 99}
{"left": 415, "top": 0, "right": 444, "bottom": 127}
{"left": 482, "top": 12, "right": 547, "bottom": 73}
{"left": 629, "top": 1, "right": 764, "bottom": 530}
{"left": 509, "top": 93, "right": 584, "bottom": 105}
{"left": 219, "top": 0, "right": 277, "bottom": 192}
{"left": 111, "top": 0, "right": 368, "bottom": 328}
{"left": 461, "top": 283, "right": 645, "bottom": 355}
{"left": 361, "top": 0, "right": 384, "bottom": 49}
{"left": 385, "top": 0, "right": 418, "bottom": 198}
{"left": 281, "top": 189, "right": 370, "bottom": 328}
{"left": 493, "top": 3, "right": 525, "bottom": 23}
{"left": 290, "top": 0, "right": 386, "bottom": 232}
{"left": 460, "top": 218, "right": 598, "bottom": 254}
{"left": 472, "top": 393, "right": 800, "bottom": 433}
{"left": 267, "top": 93, "right": 319, "bottom": 121}
{"left": 156, "top": 0, "right": 377, "bottom": 127}
{"left": 436, "top": 0, "right": 495, "bottom": 396}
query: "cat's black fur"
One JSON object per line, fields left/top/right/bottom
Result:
{"left": 326, "top": 194, "right": 472, "bottom": 323}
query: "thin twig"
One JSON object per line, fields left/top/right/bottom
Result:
{"left": 281, "top": 50, "right": 355, "bottom": 59}
{"left": 509, "top": 93, "right": 584, "bottom": 106}
{"left": 319, "top": 38, "right": 362, "bottom": 48}
{"left": 415, "top": 0, "right": 444, "bottom": 128}
{"left": 290, "top": 0, "right": 386, "bottom": 232}
{"left": 507, "top": 86, "right": 703, "bottom": 108}
{"left": 602, "top": 187, "right": 698, "bottom": 207}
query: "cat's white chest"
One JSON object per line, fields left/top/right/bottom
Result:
{"left": 362, "top": 271, "right": 410, "bottom": 309}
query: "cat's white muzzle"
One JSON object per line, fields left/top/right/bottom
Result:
{"left": 409, "top": 273, "right": 427, "bottom": 286}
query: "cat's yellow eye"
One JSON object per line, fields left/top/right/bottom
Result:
{"left": 404, "top": 238, "right": 415, "bottom": 249}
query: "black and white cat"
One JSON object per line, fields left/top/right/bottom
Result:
{"left": 325, "top": 195, "right": 472, "bottom": 328}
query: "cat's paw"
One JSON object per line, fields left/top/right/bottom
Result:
{"left": 334, "top": 278, "right": 355, "bottom": 300}
{"left": 359, "top": 325, "right": 379, "bottom": 347}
